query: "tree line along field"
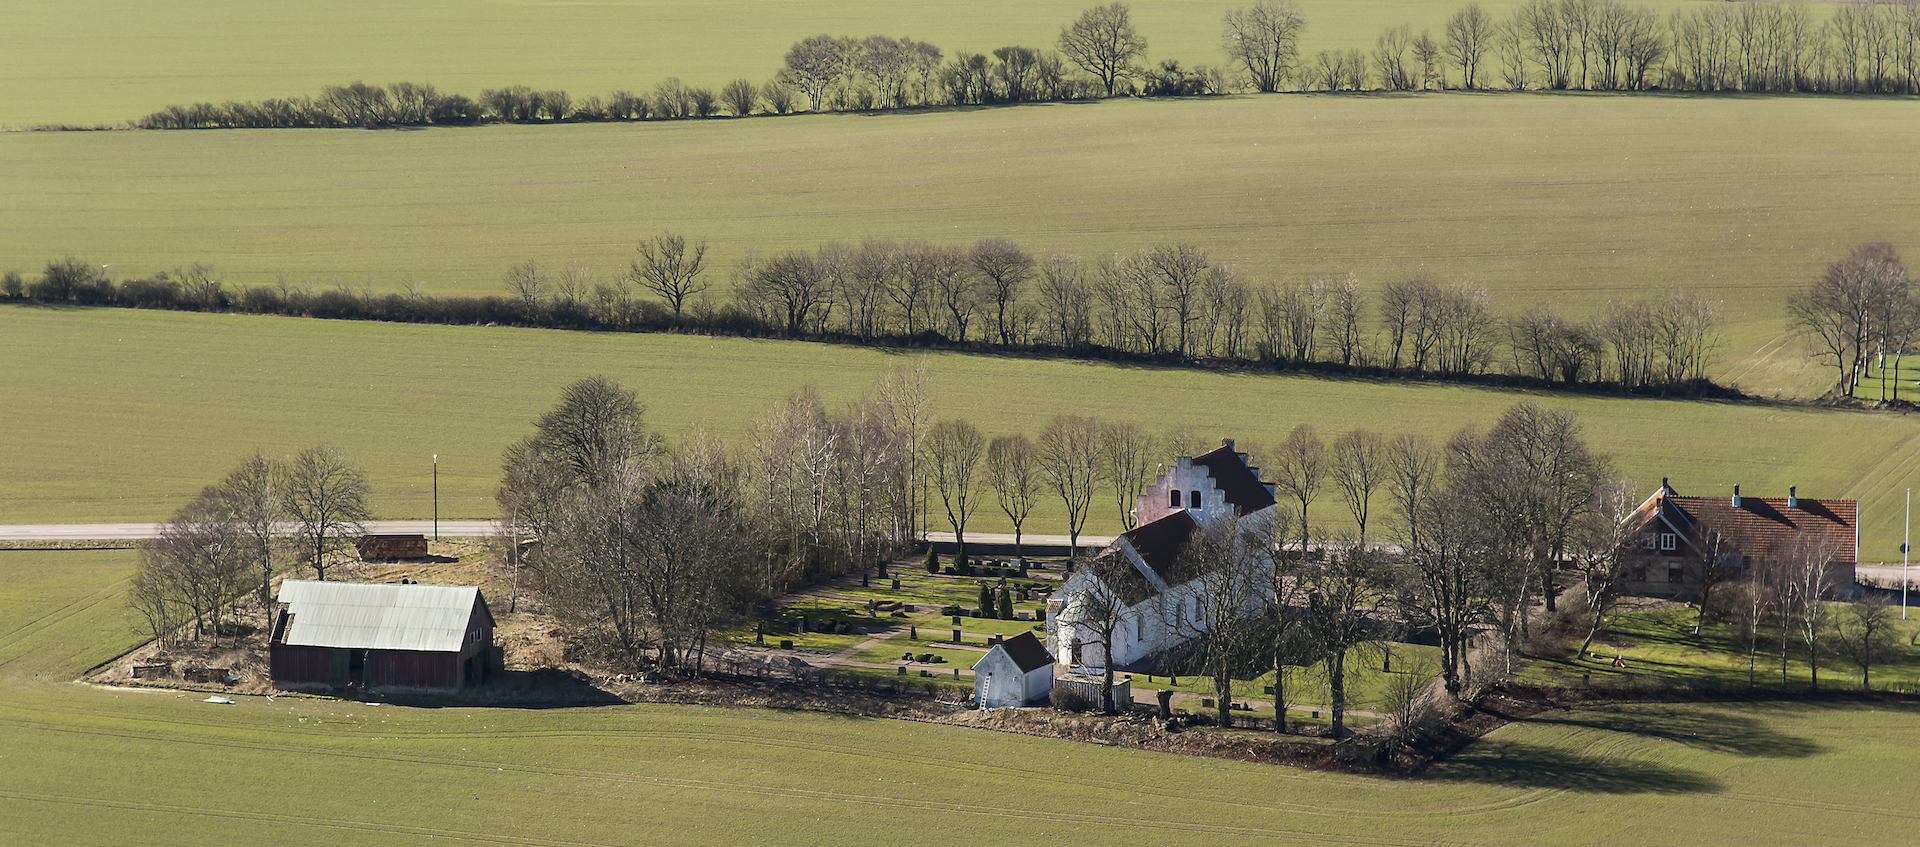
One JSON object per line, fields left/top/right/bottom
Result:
{"left": 6, "top": 93, "right": 1920, "bottom": 397}
{"left": 6, "top": 306, "right": 1920, "bottom": 563}
{"left": 4, "top": 547, "right": 1920, "bottom": 846}
{"left": 0, "top": 0, "right": 1770, "bottom": 129}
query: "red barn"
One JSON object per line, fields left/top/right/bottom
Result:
{"left": 269, "top": 580, "right": 496, "bottom": 694}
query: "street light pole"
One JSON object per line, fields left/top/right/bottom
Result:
{"left": 433, "top": 454, "right": 439, "bottom": 543}
{"left": 1904, "top": 488, "right": 1910, "bottom": 620}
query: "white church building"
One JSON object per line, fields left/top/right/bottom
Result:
{"left": 1046, "top": 439, "right": 1277, "bottom": 670}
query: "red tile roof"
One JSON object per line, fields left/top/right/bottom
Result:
{"left": 1636, "top": 486, "right": 1857, "bottom": 565}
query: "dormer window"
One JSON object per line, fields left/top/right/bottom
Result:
{"left": 1660, "top": 533, "right": 1677, "bottom": 551}
{"left": 1189, "top": 490, "right": 1201, "bottom": 509}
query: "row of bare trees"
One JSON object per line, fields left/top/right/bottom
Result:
{"left": 728, "top": 237, "right": 1721, "bottom": 388}
{"left": 1323, "top": 0, "right": 1920, "bottom": 94}
{"left": 129, "top": 446, "right": 371, "bottom": 647}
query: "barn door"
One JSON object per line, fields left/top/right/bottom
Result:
{"left": 329, "top": 648, "right": 349, "bottom": 689}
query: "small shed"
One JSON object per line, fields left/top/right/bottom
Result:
{"left": 972, "top": 631, "right": 1055, "bottom": 708}
{"left": 357, "top": 534, "right": 429, "bottom": 561}
{"left": 269, "top": 580, "right": 496, "bottom": 694}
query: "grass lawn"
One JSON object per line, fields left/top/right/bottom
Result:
{"left": 6, "top": 92, "right": 1918, "bottom": 399}
{"left": 1521, "top": 605, "right": 1920, "bottom": 693}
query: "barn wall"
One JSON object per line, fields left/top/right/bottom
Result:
{"left": 269, "top": 644, "right": 334, "bottom": 691}
{"left": 368, "top": 650, "right": 461, "bottom": 692}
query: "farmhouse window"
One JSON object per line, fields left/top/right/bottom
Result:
{"left": 1644, "top": 533, "right": 1659, "bottom": 551}
{"left": 1660, "top": 533, "right": 1678, "bottom": 551}
{"left": 1630, "top": 564, "right": 1648, "bottom": 582}
{"left": 1667, "top": 562, "right": 1684, "bottom": 583}
{"left": 1189, "top": 490, "right": 1201, "bottom": 509}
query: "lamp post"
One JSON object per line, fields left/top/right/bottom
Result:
{"left": 1904, "top": 488, "right": 1910, "bottom": 620}
{"left": 433, "top": 453, "right": 439, "bottom": 543}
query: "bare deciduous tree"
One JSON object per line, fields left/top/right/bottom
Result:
{"left": 1330, "top": 429, "right": 1387, "bottom": 544}
{"left": 1301, "top": 543, "right": 1388, "bottom": 738}
{"left": 986, "top": 434, "right": 1041, "bottom": 559}
{"left": 504, "top": 259, "right": 548, "bottom": 309}
{"left": 926, "top": 419, "right": 986, "bottom": 564}
{"left": 1838, "top": 596, "right": 1902, "bottom": 690}
{"left": 1038, "top": 414, "right": 1104, "bottom": 557}
{"left": 1059, "top": 3, "right": 1149, "bottom": 96}
{"left": 969, "top": 237, "right": 1034, "bottom": 345}
{"left": 131, "top": 487, "right": 251, "bottom": 646}
{"left": 284, "top": 445, "right": 371, "bottom": 582}
{"left": 215, "top": 451, "right": 286, "bottom": 617}
{"left": 1222, "top": 2, "right": 1309, "bottom": 92}
{"left": 631, "top": 232, "right": 709, "bottom": 317}
{"left": 1788, "top": 242, "right": 1911, "bottom": 399}
{"left": 1273, "top": 423, "right": 1327, "bottom": 553}
{"left": 1446, "top": 3, "right": 1494, "bottom": 88}
{"left": 1099, "top": 420, "right": 1159, "bottom": 530}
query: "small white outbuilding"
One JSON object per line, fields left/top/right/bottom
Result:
{"left": 972, "top": 631, "right": 1055, "bottom": 708}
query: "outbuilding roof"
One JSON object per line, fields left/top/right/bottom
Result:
{"left": 990, "top": 631, "right": 1054, "bottom": 673}
{"left": 275, "top": 580, "right": 490, "bottom": 653}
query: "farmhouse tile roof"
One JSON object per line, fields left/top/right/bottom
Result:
{"left": 995, "top": 631, "right": 1054, "bottom": 673}
{"left": 1191, "top": 442, "right": 1277, "bottom": 516}
{"left": 1634, "top": 485, "right": 1857, "bottom": 565}
{"left": 275, "top": 580, "right": 491, "bottom": 653}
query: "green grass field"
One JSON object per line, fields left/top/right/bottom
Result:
{"left": 1, "top": 0, "right": 1766, "bottom": 128}
{"left": 7, "top": 306, "right": 1920, "bottom": 561}
{"left": 6, "top": 92, "right": 1916, "bottom": 397}
{"left": 6, "top": 548, "right": 1920, "bottom": 846}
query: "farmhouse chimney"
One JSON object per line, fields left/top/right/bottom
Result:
{"left": 1661, "top": 477, "right": 1671, "bottom": 494}
{"left": 1789, "top": 486, "right": 1799, "bottom": 508}
{"left": 1221, "top": 438, "right": 1235, "bottom": 451}
{"left": 1732, "top": 485, "right": 1742, "bottom": 508}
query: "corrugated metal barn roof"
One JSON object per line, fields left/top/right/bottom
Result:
{"left": 276, "top": 580, "right": 483, "bottom": 653}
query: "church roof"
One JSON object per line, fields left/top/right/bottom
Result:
{"left": 1191, "top": 443, "right": 1277, "bottom": 516}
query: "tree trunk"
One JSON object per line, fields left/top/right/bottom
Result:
{"left": 1328, "top": 649, "right": 1349, "bottom": 738}
{"left": 1272, "top": 648, "right": 1289, "bottom": 734}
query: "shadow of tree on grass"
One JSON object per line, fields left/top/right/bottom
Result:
{"left": 1425, "top": 739, "right": 1722, "bottom": 794}
{"left": 1526, "top": 704, "right": 1825, "bottom": 759}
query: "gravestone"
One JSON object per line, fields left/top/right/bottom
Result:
{"left": 1155, "top": 689, "right": 1172, "bottom": 720}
